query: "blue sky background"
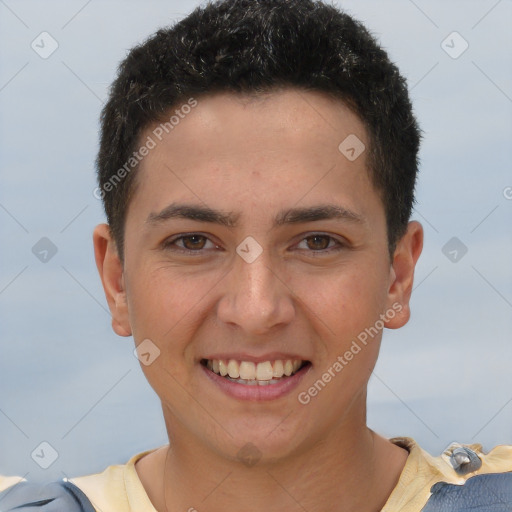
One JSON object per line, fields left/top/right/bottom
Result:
{"left": 0, "top": 0, "right": 511, "bottom": 482}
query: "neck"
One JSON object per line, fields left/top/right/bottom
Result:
{"left": 138, "top": 403, "right": 409, "bottom": 512}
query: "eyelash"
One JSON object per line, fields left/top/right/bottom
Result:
{"left": 161, "top": 233, "right": 346, "bottom": 255}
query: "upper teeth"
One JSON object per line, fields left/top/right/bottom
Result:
{"left": 206, "top": 359, "right": 303, "bottom": 380}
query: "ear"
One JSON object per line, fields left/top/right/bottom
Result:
{"left": 93, "top": 224, "right": 132, "bottom": 337}
{"left": 384, "top": 221, "right": 424, "bottom": 329}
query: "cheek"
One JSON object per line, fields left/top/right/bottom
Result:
{"left": 124, "top": 264, "right": 197, "bottom": 344}
{"left": 126, "top": 269, "right": 204, "bottom": 397}
{"left": 295, "top": 261, "right": 389, "bottom": 344}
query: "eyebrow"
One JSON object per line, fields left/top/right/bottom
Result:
{"left": 146, "top": 202, "right": 365, "bottom": 229}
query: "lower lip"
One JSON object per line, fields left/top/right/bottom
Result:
{"left": 201, "top": 363, "right": 312, "bottom": 401}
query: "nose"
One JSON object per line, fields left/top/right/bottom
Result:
{"left": 216, "top": 248, "right": 295, "bottom": 336}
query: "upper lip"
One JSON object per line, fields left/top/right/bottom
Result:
{"left": 201, "top": 353, "right": 311, "bottom": 363}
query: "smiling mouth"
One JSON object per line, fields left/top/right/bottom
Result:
{"left": 200, "top": 358, "right": 310, "bottom": 386}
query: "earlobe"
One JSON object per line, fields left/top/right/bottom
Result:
{"left": 93, "top": 224, "right": 132, "bottom": 337}
{"left": 384, "top": 221, "right": 424, "bottom": 330}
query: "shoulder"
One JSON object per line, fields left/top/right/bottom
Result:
{"left": 386, "top": 437, "right": 512, "bottom": 512}
{"left": 421, "top": 441, "right": 512, "bottom": 512}
{"left": 0, "top": 479, "right": 95, "bottom": 511}
{"left": 0, "top": 475, "right": 25, "bottom": 493}
{"left": 422, "top": 472, "right": 512, "bottom": 511}
{"left": 70, "top": 448, "right": 159, "bottom": 511}
{"left": 0, "top": 448, "right": 159, "bottom": 512}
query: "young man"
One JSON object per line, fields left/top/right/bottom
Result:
{"left": 1, "top": 0, "right": 511, "bottom": 510}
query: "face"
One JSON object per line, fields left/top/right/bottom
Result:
{"left": 94, "top": 89, "right": 422, "bottom": 462}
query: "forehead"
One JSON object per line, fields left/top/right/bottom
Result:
{"left": 156, "top": 89, "right": 365, "bottom": 158}
{"left": 126, "top": 89, "right": 382, "bottom": 228}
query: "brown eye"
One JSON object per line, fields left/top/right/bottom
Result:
{"left": 181, "top": 235, "right": 207, "bottom": 250}
{"left": 305, "top": 235, "right": 331, "bottom": 250}
{"left": 295, "top": 234, "right": 346, "bottom": 255}
{"left": 163, "top": 234, "right": 216, "bottom": 253}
